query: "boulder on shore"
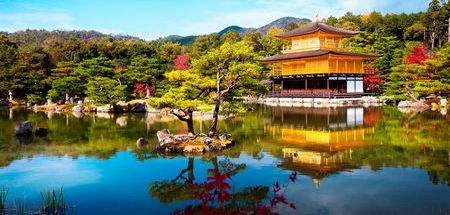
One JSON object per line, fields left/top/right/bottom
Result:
{"left": 440, "top": 98, "right": 447, "bottom": 107}
{"left": 35, "top": 127, "right": 48, "bottom": 136}
{"left": 116, "top": 100, "right": 147, "bottom": 113}
{"left": 136, "top": 137, "right": 148, "bottom": 148}
{"left": 411, "top": 101, "right": 429, "bottom": 111}
{"left": 0, "top": 99, "right": 11, "bottom": 107}
{"left": 97, "top": 104, "right": 114, "bottom": 113}
{"left": 15, "top": 121, "right": 33, "bottom": 136}
{"left": 155, "top": 129, "right": 234, "bottom": 154}
{"left": 72, "top": 104, "right": 84, "bottom": 112}
{"left": 397, "top": 100, "right": 411, "bottom": 107}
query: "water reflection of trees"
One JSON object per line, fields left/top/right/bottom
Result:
{"left": 256, "top": 106, "right": 450, "bottom": 185}
{"left": 0, "top": 109, "right": 174, "bottom": 166}
{"left": 149, "top": 157, "right": 297, "bottom": 214}
{"left": 0, "top": 106, "right": 448, "bottom": 185}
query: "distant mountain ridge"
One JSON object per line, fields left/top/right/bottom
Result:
{"left": 1, "top": 16, "right": 311, "bottom": 46}
{"left": 3, "top": 29, "right": 142, "bottom": 47}
{"left": 160, "top": 16, "right": 311, "bottom": 45}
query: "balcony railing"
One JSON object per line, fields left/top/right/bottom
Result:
{"left": 282, "top": 42, "right": 350, "bottom": 53}
{"left": 267, "top": 89, "right": 374, "bottom": 98}
{"left": 363, "top": 66, "right": 376, "bottom": 74}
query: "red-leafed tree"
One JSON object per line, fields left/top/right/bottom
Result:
{"left": 134, "top": 83, "right": 146, "bottom": 95}
{"left": 174, "top": 54, "right": 190, "bottom": 70}
{"left": 364, "top": 75, "right": 382, "bottom": 93}
{"left": 406, "top": 43, "right": 433, "bottom": 65}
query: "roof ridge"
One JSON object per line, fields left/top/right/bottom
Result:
{"left": 277, "top": 22, "right": 358, "bottom": 38}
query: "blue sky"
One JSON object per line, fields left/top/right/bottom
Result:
{"left": 0, "top": 0, "right": 429, "bottom": 40}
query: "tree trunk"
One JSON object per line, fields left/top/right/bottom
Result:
{"left": 209, "top": 71, "right": 221, "bottom": 137}
{"left": 145, "top": 83, "right": 151, "bottom": 98}
{"left": 431, "top": 31, "right": 435, "bottom": 49}
{"left": 186, "top": 109, "right": 194, "bottom": 134}
{"left": 187, "top": 157, "right": 194, "bottom": 183}
{"left": 172, "top": 109, "right": 195, "bottom": 134}
{"left": 405, "top": 84, "right": 419, "bottom": 102}
{"left": 209, "top": 98, "right": 220, "bottom": 137}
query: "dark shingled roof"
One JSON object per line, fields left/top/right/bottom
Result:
{"left": 277, "top": 22, "right": 358, "bottom": 38}
{"left": 260, "top": 49, "right": 381, "bottom": 62}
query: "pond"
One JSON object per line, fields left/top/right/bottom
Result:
{"left": 0, "top": 106, "right": 449, "bottom": 214}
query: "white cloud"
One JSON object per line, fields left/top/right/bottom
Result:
{"left": 0, "top": 156, "right": 101, "bottom": 189}
{"left": 0, "top": 9, "right": 79, "bottom": 32}
{"left": 178, "top": 0, "right": 427, "bottom": 36}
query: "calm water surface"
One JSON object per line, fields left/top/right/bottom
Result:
{"left": 0, "top": 106, "right": 449, "bottom": 215}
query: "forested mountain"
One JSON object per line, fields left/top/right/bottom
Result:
{"left": 160, "top": 16, "right": 311, "bottom": 44}
{"left": 2, "top": 29, "right": 141, "bottom": 47}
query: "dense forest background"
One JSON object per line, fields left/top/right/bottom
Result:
{"left": 0, "top": 0, "right": 449, "bottom": 104}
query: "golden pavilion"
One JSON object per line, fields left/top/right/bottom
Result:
{"left": 261, "top": 21, "right": 380, "bottom": 97}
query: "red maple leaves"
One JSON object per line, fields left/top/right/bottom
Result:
{"left": 134, "top": 83, "right": 145, "bottom": 94}
{"left": 406, "top": 43, "right": 433, "bottom": 65}
{"left": 194, "top": 168, "right": 232, "bottom": 207}
{"left": 363, "top": 75, "right": 382, "bottom": 93}
{"left": 174, "top": 160, "right": 298, "bottom": 215}
{"left": 174, "top": 54, "right": 191, "bottom": 71}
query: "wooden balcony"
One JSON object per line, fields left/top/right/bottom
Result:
{"left": 363, "top": 66, "right": 376, "bottom": 74}
{"left": 282, "top": 42, "right": 350, "bottom": 53}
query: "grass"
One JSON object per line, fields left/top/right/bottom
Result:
{"left": 0, "top": 186, "right": 72, "bottom": 215}
{"left": 1, "top": 187, "right": 7, "bottom": 213}
{"left": 40, "top": 187, "right": 69, "bottom": 215}
{"left": 13, "top": 197, "right": 26, "bottom": 215}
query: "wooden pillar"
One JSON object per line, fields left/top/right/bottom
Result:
{"left": 281, "top": 79, "right": 284, "bottom": 90}
{"left": 305, "top": 79, "right": 308, "bottom": 90}
{"left": 327, "top": 78, "right": 330, "bottom": 90}
{"left": 271, "top": 81, "right": 275, "bottom": 93}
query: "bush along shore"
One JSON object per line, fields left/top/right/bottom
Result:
{"left": 29, "top": 99, "right": 151, "bottom": 113}
{"left": 0, "top": 186, "right": 73, "bottom": 215}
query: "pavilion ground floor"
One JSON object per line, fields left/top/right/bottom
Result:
{"left": 268, "top": 74, "right": 371, "bottom": 98}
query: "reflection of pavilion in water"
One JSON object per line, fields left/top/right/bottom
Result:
{"left": 264, "top": 106, "right": 380, "bottom": 187}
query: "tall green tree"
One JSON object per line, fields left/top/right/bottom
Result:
{"left": 125, "top": 56, "right": 162, "bottom": 98}
{"left": 85, "top": 77, "right": 127, "bottom": 104}
{"left": 424, "top": 0, "right": 443, "bottom": 49}
{"left": 191, "top": 41, "right": 266, "bottom": 136}
{"left": 47, "top": 76, "right": 84, "bottom": 102}
{"left": 220, "top": 30, "right": 242, "bottom": 44}
{"left": 74, "top": 57, "right": 115, "bottom": 82}
{"left": 0, "top": 35, "right": 17, "bottom": 98}
{"left": 189, "top": 33, "right": 221, "bottom": 59}
{"left": 260, "top": 27, "right": 286, "bottom": 56}
{"left": 149, "top": 68, "right": 212, "bottom": 134}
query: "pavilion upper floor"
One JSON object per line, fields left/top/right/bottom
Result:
{"left": 261, "top": 50, "right": 380, "bottom": 77}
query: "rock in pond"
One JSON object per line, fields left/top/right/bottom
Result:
{"left": 15, "top": 121, "right": 33, "bottom": 136}
{"left": 97, "top": 104, "right": 114, "bottom": 113}
{"left": 72, "top": 104, "right": 84, "bottom": 112}
{"left": 397, "top": 100, "right": 411, "bottom": 107}
{"left": 155, "top": 129, "right": 234, "bottom": 154}
{"left": 0, "top": 99, "right": 11, "bottom": 107}
{"left": 35, "top": 127, "right": 48, "bottom": 136}
{"left": 136, "top": 137, "right": 148, "bottom": 148}
{"left": 411, "top": 101, "right": 429, "bottom": 111}
{"left": 440, "top": 98, "right": 447, "bottom": 107}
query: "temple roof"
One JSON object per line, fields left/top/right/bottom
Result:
{"left": 260, "top": 49, "right": 381, "bottom": 62}
{"left": 277, "top": 21, "right": 358, "bottom": 38}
